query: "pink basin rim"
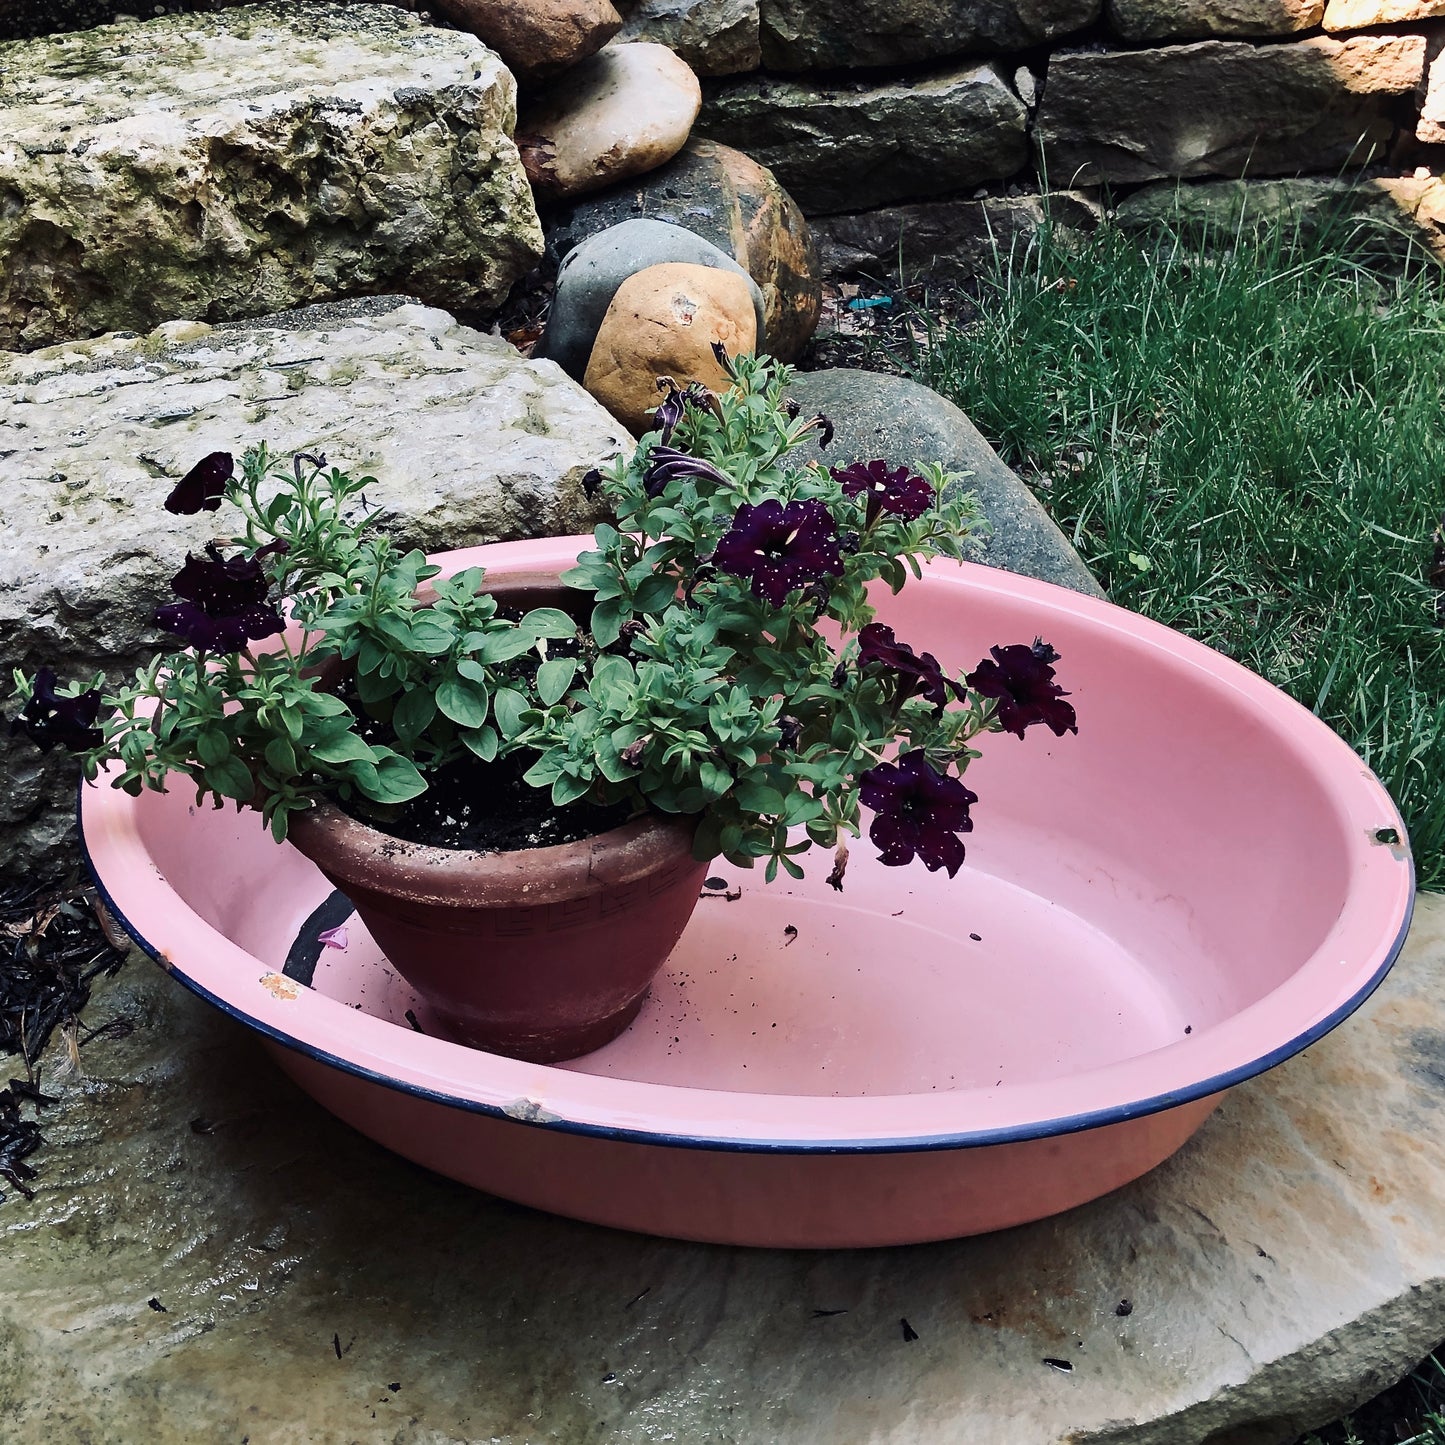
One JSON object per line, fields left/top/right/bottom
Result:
{"left": 78, "top": 540, "right": 1416, "bottom": 1156}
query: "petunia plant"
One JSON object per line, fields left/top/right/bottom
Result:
{"left": 527, "top": 350, "right": 1076, "bottom": 881}
{"left": 11, "top": 351, "right": 1076, "bottom": 884}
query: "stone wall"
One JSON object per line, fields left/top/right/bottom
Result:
{"left": 6, "top": 0, "right": 1444, "bottom": 275}
{"left": 674, "top": 0, "right": 1445, "bottom": 269}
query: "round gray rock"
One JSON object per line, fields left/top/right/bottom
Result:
{"left": 541, "top": 216, "right": 766, "bottom": 378}
{"left": 786, "top": 369, "right": 1105, "bottom": 599}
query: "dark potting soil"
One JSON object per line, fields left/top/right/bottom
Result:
{"left": 343, "top": 752, "right": 636, "bottom": 853}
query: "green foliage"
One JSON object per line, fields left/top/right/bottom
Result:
{"left": 911, "top": 217, "right": 1445, "bottom": 889}
{"left": 16, "top": 357, "right": 1034, "bottom": 880}
{"left": 530, "top": 353, "right": 989, "bottom": 874}
{"left": 11, "top": 448, "right": 601, "bottom": 841}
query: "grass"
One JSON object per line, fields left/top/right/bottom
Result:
{"left": 906, "top": 213, "right": 1445, "bottom": 890}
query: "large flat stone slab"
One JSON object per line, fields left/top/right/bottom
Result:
{"left": 1108, "top": 0, "right": 1323, "bottom": 42}
{"left": 0, "top": 2, "right": 543, "bottom": 352}
{"left": 1114, "top": 175, "right": 1445, "bottom": 266}
{"left": 1, "top": 893, "right": 1443, "bottom": 1442}
{"left": 615, "top": 0, "right": 762, "bottom": 75}
{"left": 0, "top": 299, "right": 628, "bottom": 890}
{"left": 810, "top": 191, "right": 1102, "bottom": 283}
{"left": 1038, "top": 37, "right": 1426, "bottom": 186}
{"left": 697, "top": 64, "right": 1028, "bottom": 215}
{"left": 1420, "top": 41, "right": 1445, "bottom": 144}
{"left": 758, "top": 0, "right": 1099, "bottom": 69}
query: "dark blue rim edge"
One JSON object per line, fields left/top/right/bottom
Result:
{"left": 80, "top": 793, "right": 1416, "bottom": 1157}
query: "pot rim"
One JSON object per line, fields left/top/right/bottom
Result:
{"left": 286, "top": 802, "right": 698, "bottom": 909}
{"left": 78, "top": 538, "right": 1417, "bottom": 1157}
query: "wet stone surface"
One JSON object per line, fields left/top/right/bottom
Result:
{"left": 0, "top": 895, "right": 1442, "bottom": 1442}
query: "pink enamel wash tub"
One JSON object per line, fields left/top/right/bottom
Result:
{"left": 78, "top": 539, "right": 1415, "bottom": 1248}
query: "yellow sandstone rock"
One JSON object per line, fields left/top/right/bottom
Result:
{"left": 583, "top": 262, "right": 757, "bottom": 435}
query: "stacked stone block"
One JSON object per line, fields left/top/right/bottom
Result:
{"left": 6, "top": 0, "right": 1443, "bottom": 275}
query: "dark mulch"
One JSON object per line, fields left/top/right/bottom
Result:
{"left": 0, "top": 881, "right": 130, "bottom": 1203}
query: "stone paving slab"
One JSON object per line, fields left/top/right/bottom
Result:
{"left": 2, "top": 895, "right": 1443, "bottom": 1444}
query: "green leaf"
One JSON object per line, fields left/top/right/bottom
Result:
{"left": 461, "top": 726, "right": 499, "bottom": 763}
{"left": 392, "top": 688, "right": 436, "bottom": 742}
{"left": 203, "top": 756, "right": 253, "bottom": 802}
{"left": 310, "top": 731, "right": 376, "bottom": 765}
{"left": 735, "top": 781, "right": 787, "bottom": 814}
{"left": 264, "top": 737, "right": 297, "bottom": 776}
{"left": 551, "top": 773, "right": 592, "bottom": 808}
{"left": 373, "top": 615, "right": 417, "bottom": 650}
{"left": 196, "top": 730, "right": 230, "bottom": 767}
{"left": 522, "top": 607, "right": 579, "bottom": 639}
{"left": 699, "top": 759, "right": 731, "bottom": 798}
{"left": 295, "top": 689, "right": 351, "bottom": 717}
{"left": 782, "top": 791, "right": 824, "bottom": 826}
{"left": 408, "top": 621, "right": 454, "bottom": 654}
{"left": 633, "top": 574, "right": 677, "bottom": 614}
{"left": 357, "top": 637, "right": 387, "bottom": 675}
{"left": 436, "top": 677, "right": 490, "bottom": 727}
{"left": 591, "top": 598, "right": 623, "bottom": 649}
{"left": 535, "top": 658, "right": 577, "bottom": 707}
{"left": 368, "top": 755, "right": 428, "bottom": 804}
{"left": 355, "top": 667, "right": 398, "bottom": 706}
{"left": 523, "top": 755, "right": 561, "bottom": 787}
{"left": 595, "top": 737, "right": 636, "bottom": 784}
{"left": 492, "top": 687, "right": 529, "bottom": 738}
{"left": 456, "top": 658, "right": 490, "bottom": 684}
{"left": 478, "top": 630, "right": 538, "bottom": 665}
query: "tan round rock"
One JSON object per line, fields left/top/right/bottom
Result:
{"left": 518, "top": 42, "right": 703, "bottom": 201}
{"left": 583, "top": 261, "right": 756, "bottom": 433}
{"left": 429, "top": 0, "right": 622, "bottom": 81}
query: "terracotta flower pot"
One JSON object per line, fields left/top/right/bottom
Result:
{"left": 287, "top": 802, "right": 708, "bottom": 1063}
{"left": 286, "top": 567, "right": 709, "bottom": 1063}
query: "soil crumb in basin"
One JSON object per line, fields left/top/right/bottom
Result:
{"left": 341, "top": 753, "right": 635, "bottom": 852}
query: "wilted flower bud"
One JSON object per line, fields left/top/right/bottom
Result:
{"left": 163, "top": 452, "right": 233, "bottom": 515}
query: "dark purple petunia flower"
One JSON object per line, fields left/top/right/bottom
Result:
{"left": 966, "top": 639, "right": 1077, "bottom": 740}
{"left": 155, "top": 543, "right": 284, "bottom": 653}
{"left": 713, "top": 498, "right": 844, "bottom": 608}
{"left": 163, "top": 452, "right": 234, "bottom": 515}
{"left": 642, "top": 445, "right": 734, "bottom": 498}
{"left": 832, "top": 459, "right": 933, "bottom": 525}
{"left": 652, "top": 382, "right": 687, "bottom": 444}
{"left": 10, "top": 667, "right": 106, "bottom": 754}
{"left": 859, "top": 751, "right": 977, "bottom": 876}
{"left": 857, "top": 622, "right": 955, "bottom": 712}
